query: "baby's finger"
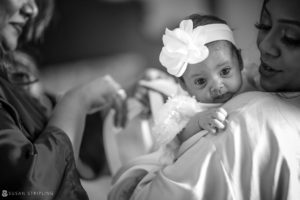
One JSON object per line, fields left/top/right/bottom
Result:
{"left": 218, "top": 107, "right": 228, "bottom": 118}
{"left": 212, "top": 110, "right": 227, "bottom": 122}
{"left": 211, "top": 119, "right": 226, "bottom": 130}
{"left": 203, "top": 122, "right": 217, "bottom": 134}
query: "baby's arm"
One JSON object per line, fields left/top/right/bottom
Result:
{"left": 178, "top": 108, "right": 227, "bottom": 143}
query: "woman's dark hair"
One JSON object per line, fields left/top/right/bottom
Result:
{"left": 259, "top": 0, "right": 269, "bottom": 24}
{"left": 185, "top": 14, "right": 244, "bottom": 70}
{"left": 187, "top": 14, "right": 228, "bottom": 28}
{"left": 21, "top": 0, "right": 55, "bottom": 42}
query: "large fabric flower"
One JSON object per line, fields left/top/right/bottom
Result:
{"left": 159, "top": 20, "right": 209, "bottom": 77}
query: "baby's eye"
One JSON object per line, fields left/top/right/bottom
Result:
{"left": 220, "top": 67, "right": 231, "bottom": 76}
{"left": 194, "top": 78, "right": 206, "bottom": 86}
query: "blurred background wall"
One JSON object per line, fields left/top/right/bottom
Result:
{"left": 20, "top": 0, "right": 262, "bottom": 94}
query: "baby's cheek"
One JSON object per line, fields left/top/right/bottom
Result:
{"left": 195, "top": 93, "right": 212, "bottom": 103}
{"left": 230, "top": 76, "right": 243, "bottom": 93}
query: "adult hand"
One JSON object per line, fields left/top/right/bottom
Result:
{"left": 78, "top": 75, "right": 128, "bottom": 128}
{"left": 48, "top": 75, "right": 128, "bottom": 163}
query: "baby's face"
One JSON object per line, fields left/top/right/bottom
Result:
{"left": 181, "top": 41, "right": 243, "bottom": 103}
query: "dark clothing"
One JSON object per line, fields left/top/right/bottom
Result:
{"left": 0, "top": 71, "right": 88, "bottom": 200}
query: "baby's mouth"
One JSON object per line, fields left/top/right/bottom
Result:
{"left": 213, "top": 93, "right": 232, "bottom": 103}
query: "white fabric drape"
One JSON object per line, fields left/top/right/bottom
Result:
{"left": 109, "top": 91, "right": 300, "bottom": 200}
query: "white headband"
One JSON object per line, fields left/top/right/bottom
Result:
{"left": 159, "top": 19, "right": 237, "bottom": 77}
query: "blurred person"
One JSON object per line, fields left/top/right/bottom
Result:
{"left": 7, "top": 50, "right": 55, "bottom": 117}
{"left": 0, "top": 1, "right": 127, "bottom": 200}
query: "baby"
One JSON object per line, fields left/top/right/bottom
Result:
{"left": 153, "top": 14, "right": 244, "bottom": 147}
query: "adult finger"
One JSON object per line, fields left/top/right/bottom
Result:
{"left": 113, "top": 89, "right": 128, "bottom": 128}
{"left": 103, "top": 75, "right": 122, "bottom": 91}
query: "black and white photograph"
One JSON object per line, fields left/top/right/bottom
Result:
{"left": 0, "top": 0, "right": 300, "bottom": 199}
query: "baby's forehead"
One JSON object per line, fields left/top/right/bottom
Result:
{"left": 206, "top": 41, "right": 237, "bottom": 62}
{"left": 186, "top": 62, "right": 217, "bottom": 77}
{"left": 207, "top": 40, "right": 233, "bottom": 52}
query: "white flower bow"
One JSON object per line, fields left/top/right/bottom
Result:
{"left": 159, "top": 20, "right": 209, "bottom": 77}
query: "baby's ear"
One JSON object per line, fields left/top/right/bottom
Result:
{"left": 237, "top": 48, "right": 244, "bottom": 71}
{"left": 178, "top": 77, "right": 187, "bottom": 91}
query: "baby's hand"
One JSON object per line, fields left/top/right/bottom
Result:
{"left": 198, "top": 107, "right": 228, "bottom": 134}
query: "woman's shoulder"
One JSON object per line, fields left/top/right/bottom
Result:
{"left": 223, "top": 91, "right": 277, "bottom": 111}
{"left": 224, "top": 91, "right": 300, "bottom": 127}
